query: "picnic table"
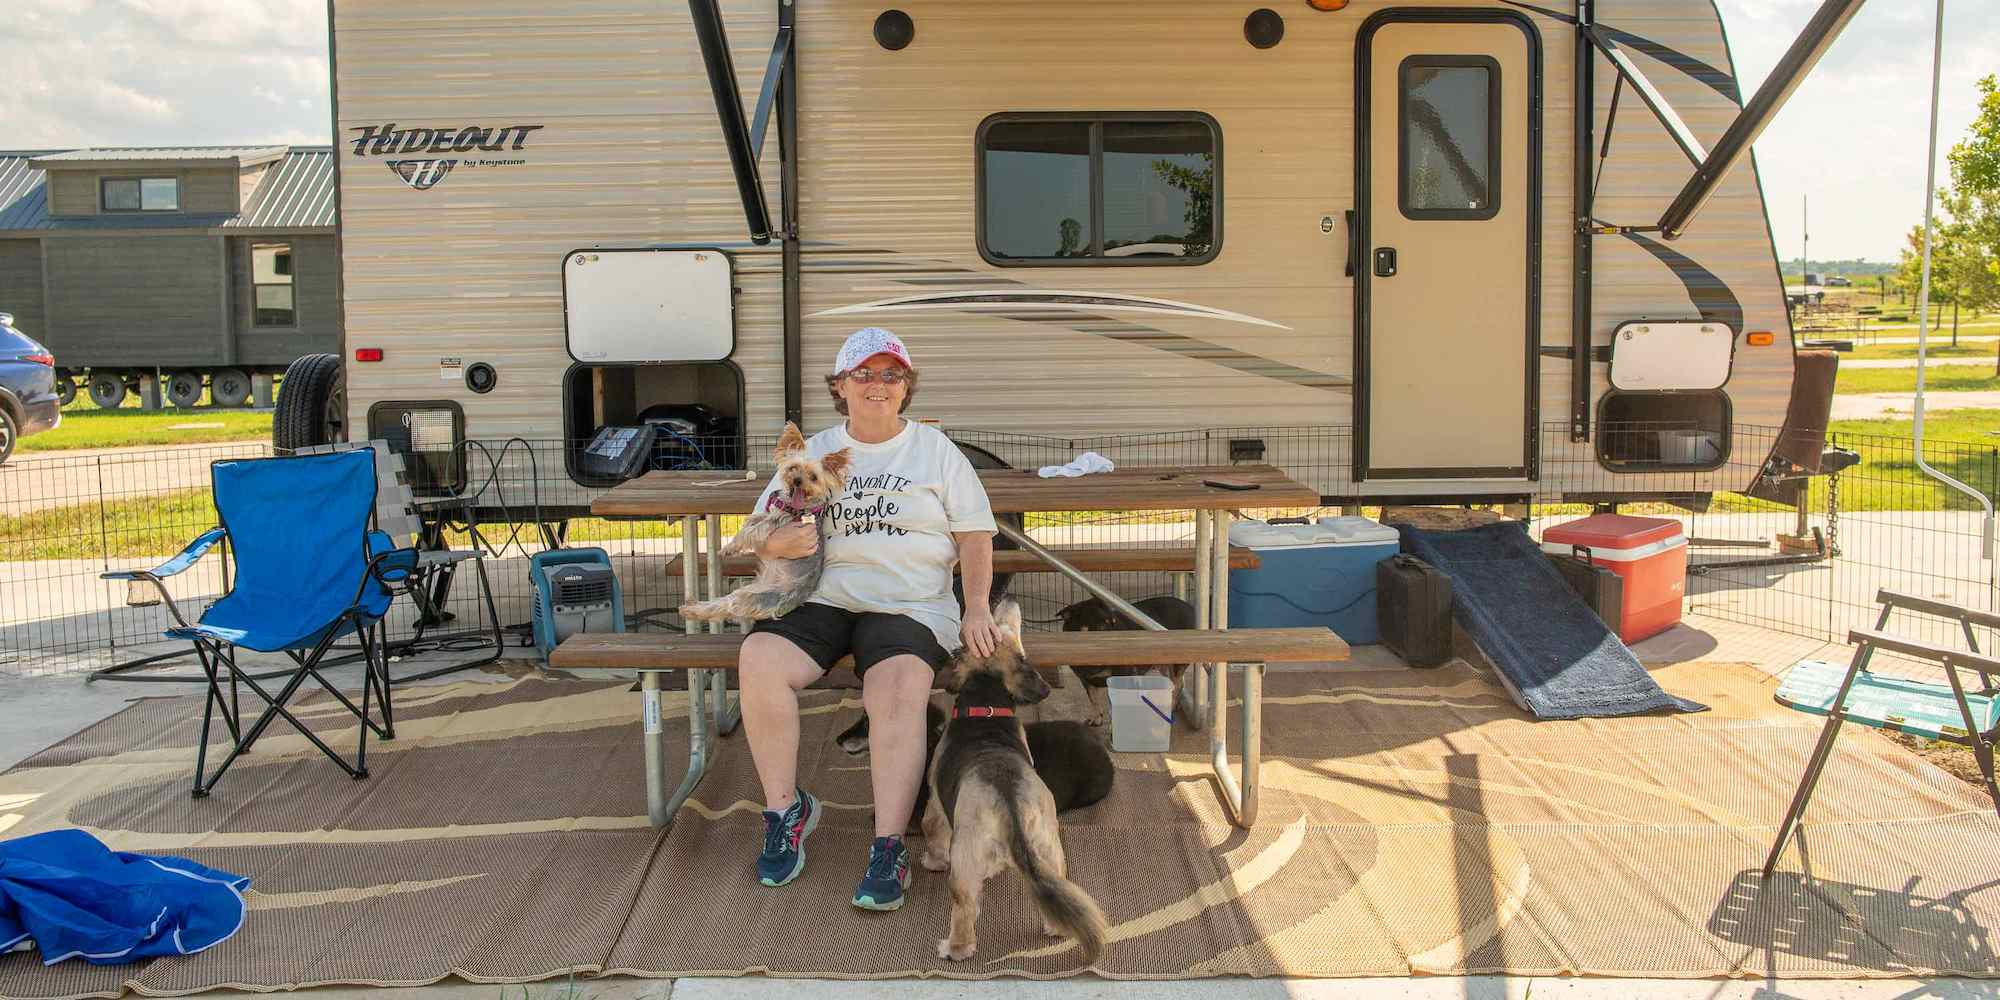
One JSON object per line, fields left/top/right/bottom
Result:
{"left": 558, "top": 463, "right": 1340, "bottom": 828}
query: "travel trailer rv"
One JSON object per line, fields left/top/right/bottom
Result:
{"left": 322, "top": 0, "right": 1863, "bottom": 503}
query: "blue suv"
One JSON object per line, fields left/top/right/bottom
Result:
{"left": 0, "top": 312, "right": 61, "bottom": 464}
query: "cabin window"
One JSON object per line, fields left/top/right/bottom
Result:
{"left": 1399, "top": 56, "right": 1500, "bottom": 220}
{"left": 977, "top": 112, "right": 1220, "bottom": 265}
{"left": 102, "top": 177, "right": 180, "bottom": 212}
{"left": 252, "top": 243, "right": 296, "bottom": 327}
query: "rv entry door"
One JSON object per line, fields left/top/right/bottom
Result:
{"left": 1356, "top": 13, "right": 1540, "bottom": 481}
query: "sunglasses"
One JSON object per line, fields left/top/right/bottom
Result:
{"left": 845, "top": 368, "right": 909, "bottom": 385}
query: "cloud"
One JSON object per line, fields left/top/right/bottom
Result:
{"left": 0, "top": 0, "right": 330, "bottom": 149}
{"left": 1713, "top": 0, "right": 1999, "bottom": 260}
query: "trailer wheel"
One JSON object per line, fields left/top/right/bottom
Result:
{"left": 952, "top": 440, "right": 1022, "bottom": 611}
{"left": 273, "top": 353, "right": 346, "bottom": 451}
{"left": 53, "top": 374, "right": 76, "bottom": 407}
{"left": 210, "top": 368, "right": 252, "bottom": 408}
{"left": 87, "top": 373, "right": 127, "bottom": 410}
{"left": 165, "top": 371, "right": 204, "bottom": 408}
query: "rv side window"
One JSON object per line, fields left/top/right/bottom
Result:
{"left": 978, "top": 113, "right": 1219, "bottom": 265}
{"left": 1399, "top": 56, "right": 1500, "bottom": 220}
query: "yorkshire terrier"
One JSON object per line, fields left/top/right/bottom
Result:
{"left": 678, "top": 422, "right": 851, "bottom": 623}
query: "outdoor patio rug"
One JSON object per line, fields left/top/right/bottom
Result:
{"left": 1, "top": 658, "right": 1997, "bottom": 997}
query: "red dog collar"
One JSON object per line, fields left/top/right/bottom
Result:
{"left": 951, "top": 706, "right": 1015, "bottom": 719}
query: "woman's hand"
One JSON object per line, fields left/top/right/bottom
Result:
{"left": 960, "top": 604, "right": 1001, "bottom": 659}
{"left": 759, "top": 523, "right": 820, "bottom": 560}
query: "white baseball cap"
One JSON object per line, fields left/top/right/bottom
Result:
{"left": 832, "top": 327, "right": 913, "bottom": 374}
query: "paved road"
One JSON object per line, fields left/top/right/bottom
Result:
{"left": 0, "top": 440, "right": 270, "bottom": 516}
{"left": 1840, "top": 356, "right": 2000, "bottom": 369}
{"left": 1831, "top": 390, "right": 2000, "bottom": 420}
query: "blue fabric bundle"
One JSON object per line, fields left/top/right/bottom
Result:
{"left": 1397, "top": 520, "right": 1706, "bottom": 719}
{"left": 0, "top": 830, "right": 248, "bottom": 966}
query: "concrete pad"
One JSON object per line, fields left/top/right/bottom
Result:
{"left": 665, "top": 978, "right": 1526, "bottom": 1000}
{"left": 1526, "top": 980, "right": 1996, "bottom": 999}
{"left": 294, "top": 978, "right": 673, "bottom": 999}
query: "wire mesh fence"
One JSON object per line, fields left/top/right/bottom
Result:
{"left": 4, "top": 420, "right": 1997, "bottom": 677}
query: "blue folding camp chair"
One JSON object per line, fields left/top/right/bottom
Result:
{"left": 102, "top": 449, "right": 412, "bottom": 797}
{"left": 1765, "top": 589, "right": 2000, "bottom": 876}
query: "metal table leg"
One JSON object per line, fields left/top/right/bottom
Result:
{"left": 641, "top": 670, "right": 669, "bottom": 825}
{"left": 655, "top": 667, "right": 715, "bottom": 826}
{"left": 1185, "top": 511, "right": 1212, "bottom": 727}
{"left": 1211, "top": 660, "right": 1263, "bottom": 829}
{"left": 706, "top": 513, "right": 742, "bottom": 736}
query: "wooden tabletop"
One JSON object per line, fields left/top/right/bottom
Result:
{"left": 592, "top": 464, "right": 1318, "bottom": 518}
{"left": 553, "top": 626, "right": 1349, "bottom": 671}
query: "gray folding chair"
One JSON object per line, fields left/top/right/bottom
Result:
{"left": 301, "top": 441, "right": 506, "bottom": 686}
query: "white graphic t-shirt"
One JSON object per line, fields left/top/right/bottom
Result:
{"left": 755, "top": 420, "right": 998, "bottom": 651}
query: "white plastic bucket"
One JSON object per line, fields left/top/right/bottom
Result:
{"left": 1106, "top": 674, "right": 1175, "bottom": 752}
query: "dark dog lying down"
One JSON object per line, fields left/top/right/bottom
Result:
{"left": 1056, "top": 594, "right": 1199, "bottom": 723}
{"left": 835, "top": 703, "right": 1113, "bottom": 829}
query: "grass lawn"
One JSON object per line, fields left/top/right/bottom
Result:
{"left": 0, "top": 489, "right": 221, "bottom": 561}
{"left": 1789, "top": 409, "right": 2000, "bottom": 513}
{"left": 20, "top": 404, "right": 272, "bottom": 453}
{"left": 1835, "top": 365, "right": 2000, "bottom": 396}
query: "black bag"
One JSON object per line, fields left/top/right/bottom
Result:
{"left": 1375, "top": 554, "right": 1453, "bottom": 668}
{"left": 1548, "top": 553, "right": 1624, "bottom": 631}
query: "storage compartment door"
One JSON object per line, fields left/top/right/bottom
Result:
{"left": 563, "top": 248, "right": 733, "bottom": 364}
{"left": 1607, "top": 321, "right": 1734, "bottom": 391}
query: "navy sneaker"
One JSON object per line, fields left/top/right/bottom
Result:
{"left": 852, "top": 835, "right": 912, "bottom": 911}
{"left": 757, "top": 789, "right": 820, "bottom": 887}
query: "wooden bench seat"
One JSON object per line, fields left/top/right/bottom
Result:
{"left": 659, "top": 545, "right": 1259, "bottom": 578}
{"left": 553, "top": 626, "right": 1347, "bottom": 830}
{"left": 552, "top": 626, "right": 1341, "bottom": 671}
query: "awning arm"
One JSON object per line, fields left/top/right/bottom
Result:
{"left": 1583, "top": 26, "right": 1706, "bottom": 168}
{"left": 1657, "top": 0, "right": 1868, "bottom": 240}
{"left": 688, "top": 0, "right": 786, "bottom": 244}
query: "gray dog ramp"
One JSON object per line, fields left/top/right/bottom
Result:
{"left": 1397, "top": 520, "right": 1706, "bottom": 719}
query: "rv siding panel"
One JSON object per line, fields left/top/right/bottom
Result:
{"left": 0, "top": 239, "right": 47, "bottom": 339}
{"left": 331, "top": 0, "right": 1791, "bottom": 499}
{"left": 42, "top": 236, "right": 229, "bottom": 368}
{"left": 230, "top": 234, "right": 343, "bottom": 366}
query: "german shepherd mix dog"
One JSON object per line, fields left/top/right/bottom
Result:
{"left": 922, "top": 601, "right": 1108, "bottom": 964}
{"left": 835, "top": 707, "right": 1114, "bottom": 831}
{"left": 679, "top": 422, "right": 850, "bottom": 623}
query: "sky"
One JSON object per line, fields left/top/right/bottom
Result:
{"left": 0, "top": 0, "right": 1992, "bottom": 262}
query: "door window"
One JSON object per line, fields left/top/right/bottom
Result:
{"left": 1399, "top": 56, "right": 1500, "bottom": 220}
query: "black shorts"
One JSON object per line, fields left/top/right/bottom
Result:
{"left": 750, "top": 602, "right": 952, "bottom": 679}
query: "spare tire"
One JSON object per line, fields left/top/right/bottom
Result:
{"left": 953, "top": 440, "right": 1023, "bottom": 613}
{"left": 273, "top": 353, "right": 346, "bottom": 451}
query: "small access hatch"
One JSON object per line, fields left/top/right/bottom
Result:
{"left": 563, "top": 248, "right": 733, "bottom": 364}
{"left": 1608, "top": 321, "right": 1734, "bottom": 392}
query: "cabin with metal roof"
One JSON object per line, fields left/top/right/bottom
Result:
{"left": 0, "top": 145, "right": 339, "bottom": 408}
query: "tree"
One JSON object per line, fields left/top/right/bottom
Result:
{"left": 1152, "top": 153, "right": 1215, "bottom": 257}
{"left": 1898, "top": 75, "right": 2000, "bottom": 345}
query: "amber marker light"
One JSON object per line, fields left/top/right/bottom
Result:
{"left": 1745, "top": 332, "right": 1775, "bottom": 346}
{"left": 1306, "top": 0, "right": 1349, "bottom": 9}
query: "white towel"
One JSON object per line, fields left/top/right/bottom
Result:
{"left": 1037, "top": 452, "right": 1115, "bottom": 478}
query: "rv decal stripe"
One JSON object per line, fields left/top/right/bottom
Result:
{"left": 813, "top": 289, "right": 1291, "bottom": 330}
{"left": 1620, "top": 231, "right": 1745, "bottom": 335}
{"left": 1595, "top": 27, "right": 1738, "bottom": 101}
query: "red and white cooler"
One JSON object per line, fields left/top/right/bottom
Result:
{"left": 1540, "top": 514, "right": 1687, "bottom": 644}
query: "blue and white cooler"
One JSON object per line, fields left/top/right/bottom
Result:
{"left": 1226, "top": 516, "right": 1400, "bottom": 643}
